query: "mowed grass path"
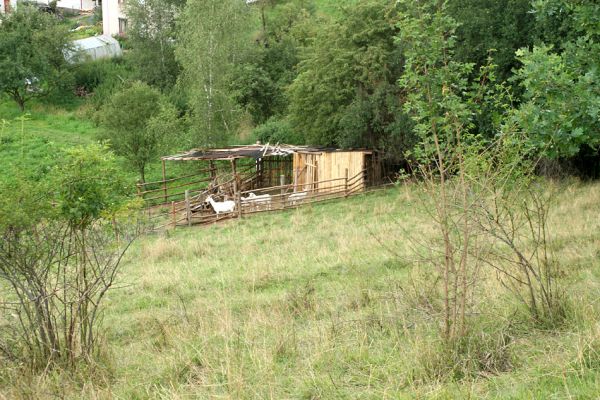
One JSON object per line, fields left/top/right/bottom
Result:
{"left": 32, "top": 182, "right": 595, "bottom": 399}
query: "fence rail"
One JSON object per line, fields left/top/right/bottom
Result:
{"left": 140, "top": 168, "right": 380, "bottom": 229}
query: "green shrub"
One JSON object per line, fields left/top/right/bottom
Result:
{"left": 73, "top": 58, "right": 130, "bottom": 94}
{"left": 252, "top": 118, "right": 303, "bottom": 145}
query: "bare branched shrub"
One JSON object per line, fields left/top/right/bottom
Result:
{"left": 469, "top": 137, "right": 567, "bottom": 327}
{"left": 398, "top": 2, "right": 498, "bottom": 341}
{"left": 412, "top": 153, "right": 486, "bottom": 340}
{"left": 0, "top": 219, "right": 137, "bottom": 369}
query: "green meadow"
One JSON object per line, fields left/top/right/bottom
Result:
{"left": 2, "top": 182, "right": 599, "bottom": 398}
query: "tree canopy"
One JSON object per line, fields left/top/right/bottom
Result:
{"left": 0, "top": 5, "right": 73, "bottom": 111}
{"left": 176, "top": 0, "right": 253, "bottom": 147}
{"left": 100, "top": 81, "right": 180, "bottom": 183}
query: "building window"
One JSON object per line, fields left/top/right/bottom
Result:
{"left": 118, "top": 18, "right": 128, "bottom": 35}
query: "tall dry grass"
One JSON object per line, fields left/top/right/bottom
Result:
{"left": 0, "top": 181, "right": 599, "bottom": 399}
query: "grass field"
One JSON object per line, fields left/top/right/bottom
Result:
{"left": 0, "top": 100, "right": 98, "bottom": 178}
{"left": 0, "top": 100, "right": 192, "bottom": 187}
{"left": 2, "top": 181, "right": 598, "bottom": 399}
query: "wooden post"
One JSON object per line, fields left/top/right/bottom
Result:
{"left": 162, "top": 159, "right": 167, "bottom": 204}
{"left": 209, "top": 160, "right": 217, "bottom": 182}
{"left": 171, "top": 201, "right": 176, "bottom": 228}
{"left": 231, "top": 158, "right": 242, "bottom": 218}
{"left": 314, "top": 160, "right": 319, "bottom": 193}
{"left": 280, "top": 174, "right": 285, "bottom": 209}
{"left": 185, "top": 190, "right": 191, "bottom": 227}
{"left": 293, "top": 167, "right": 299, "bottom": 193}
{"left": 257, "top": 158, "right": 263, "bottom": 188}
{"left": 344, "top": 168, "right": 349, "bottom": 197}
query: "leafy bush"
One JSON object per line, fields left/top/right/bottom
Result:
{"left": 73, "top": 59, "right": 131, "bottom": 95}
{"left": 99, "top": 81, "right": 181, "bottom": 182}
{"left": 252, "top": 118, "right": 303, "bottom": 145}
{"left": 53, "top": 143, "right": 129, "bottom": 228}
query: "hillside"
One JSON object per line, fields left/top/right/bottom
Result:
{"left": 0, "top": 100, "right": 186, "bottom": 186}
{"left": 3, "top": 183, "right": 599, "bottom": 398}
{"left": 0, "top": 0, "right": 598, "bottom": 397}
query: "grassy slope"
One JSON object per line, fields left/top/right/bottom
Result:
{"left": 0, "top": 100, "right": 190, "bottom": 186}
{"left": 0, "top": 100, "right": 98, "bottom": 180}
{"left": 6, "top": 182, "right": 597, "bottom": 398}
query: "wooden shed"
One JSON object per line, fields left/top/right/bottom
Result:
{"left": 159, "top": 144, "right": 382, "bottom": 195}
{"left": 292, "top": 149, "right": 379, "bottom": 192}
{"left": 139, "top": 144, "right": 383, "bottom": 226}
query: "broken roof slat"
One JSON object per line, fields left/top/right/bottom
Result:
{"left": 162, "top": 144, "right": 371, "bottom": 161}
{"left": 161, "top": 144, "right": 372, "bottom": 161}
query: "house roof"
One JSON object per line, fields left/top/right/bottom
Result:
{"left": 161, "top": 144, "right": 372, "bottom": 161}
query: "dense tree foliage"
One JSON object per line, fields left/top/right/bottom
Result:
{"left": 0, "top": 5, "right": 73, "bottom": 111}
{"left": 176, "top": 0, "right": 253, "bottom": 147}
{"left": 100, "top": 82, "right": 180, "bottom": 183}
{"left": 232, "top": 1, "right": 314, "bottom": 127}
{"left": 446, "top": 0, "right": 534, "bottom": 80}
{"left": 511, "top": 0, "right": 599, "bottom": 167}
{"left": 288, "top": 1, "right": 414, "bottom": 160}
{"left": 125, "top": 0, "right": 185, "bottom": 90}
{"left": 2, "top": 0, "right": 598, "bottom": 175}
{"left": 133, "top": 0, "right": 599, "bottom": 173}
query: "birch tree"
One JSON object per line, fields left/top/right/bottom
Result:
{"left": 176, "top": 0, "right": 252, "bottom": 147}
{"left": 126, "top": 0, "right": 184, "bottom": 90}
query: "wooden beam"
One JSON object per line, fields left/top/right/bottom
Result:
{"left": 344, "top": 168, "right": 349, "bottom": 197}
{"left": 185, "top": 190, "right": 191, "bottom": 227}
{"left": 231, "top": 158, "right": 242, "bottom": 218}
{"left": 162, "top": 159, "right": 168, "bottom": 204}
{"left": 171, "top": 201, "right": 176, "bottom": 228}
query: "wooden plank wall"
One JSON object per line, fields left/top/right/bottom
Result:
{"left": 260, "top": 156, "right": 293, "bottom": 187}
{"left": 293, "top": 151, "right": 366, "bottom": 193}
{"left": 292, "top": 153, "right": 318, "bottom": 191}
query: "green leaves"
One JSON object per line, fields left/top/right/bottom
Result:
{"left": 0, "top": 5, "right": 73, "bottom": 111}
{"left": 511, "top": 43, "right": 599, "bottom": 158}
{"left": 53, "top": 144, "right": 127, "bottom": 229}
{"left": 126, "top": 0, "right": 183, "bottom": 90}
{"left": 176, "top": 0, "right": 253, "bottom": 147}
{"left": 397, "top": 0, "right": 477, "bottom": 162}
{"left": 287, "top": 0, "right": 409, "bottom": 156}
{"left": 446, "top": 0, "right": 534, "bottom": 80}
{"left": 99, "top": 81, "right": 180, "bottom": 182}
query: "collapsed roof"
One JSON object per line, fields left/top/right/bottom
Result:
{"left": 162, "top": 144, "right": 371, "bottom": 161}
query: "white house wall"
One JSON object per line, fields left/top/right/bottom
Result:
{"left": 37, "top": 0, "right": 98, "bottom": 11}
{"left": 1, "top": 0, "right": 96, "bottom": 13}
{"left": 102, "top": 0, "right": 127, "bottom": 36}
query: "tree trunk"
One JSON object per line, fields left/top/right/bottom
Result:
{"left": 12, "top": 91, "right": 26, "bottom": 112}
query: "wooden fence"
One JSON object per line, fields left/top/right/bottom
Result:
{"left": 136, "top": 163, "right": 258, "bottom": 208}
{"left": 145, "top": 167, "right": 386, "bottom": 229}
